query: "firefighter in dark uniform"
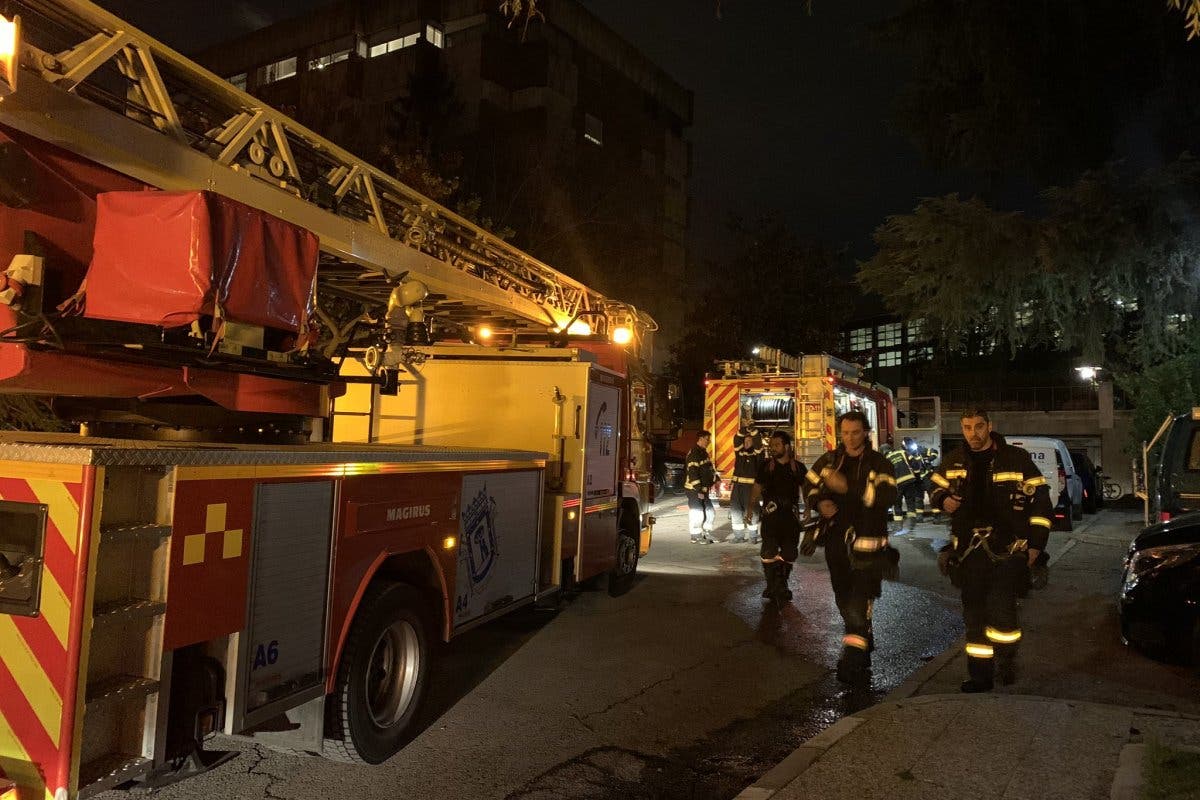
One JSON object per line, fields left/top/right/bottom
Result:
{"left": 685, "top": 430, "right": 717, "bottom": 544}
{"left": 886, "top": 438, "right": 922, "bottom": 526}
{"left": 930, "top": 408, "right": 1053, "bottom": 693}
{"left": 745, "top": 430, "right": 806, "bottom": 603}
{"left": 806, "top": 411, "right": 898, "bottom": 683}
{"left": 729, "top": 415, "right": 765, "bottom": 544}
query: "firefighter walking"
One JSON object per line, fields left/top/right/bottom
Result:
{"left": 885, "top": 438, "right": 922, "bottom": 528}
{"left": 930, "top": 408, "right": 1052, "bottom": 693}
{"left": 745, "top": 430, "right": 806, "bottom": 603}
{"left": 685, "top": 430, "right": 718, "bottom": 544}
{"left": 729, "top": 416, "right": 765, "bottom": 544}
{"left": 806, "top": 411, "right": 898, "bottom": 683}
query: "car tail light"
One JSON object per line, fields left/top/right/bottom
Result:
{"left": 1160, "top": 512, "right": 1172, "bottom": 523}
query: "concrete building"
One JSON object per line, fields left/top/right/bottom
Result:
{"left": 196, "top": 0, "right": 692, "bottom": 356}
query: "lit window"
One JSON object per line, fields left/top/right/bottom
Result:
{"left": 849, "top": 328, "right": 871, "bottom": 351}
{"left": 370, "top": 33, "right": 420, "bottom": 58}
{"left": 425, "top": 23, "right": 444, "bottom": 48}
{"left": 906, "top": 318, "right": 924, "bottom": 341}
{"left": 1167, "top": 313, "right": 1192, "bottom": 333}
{"left": 878, "top": 350, "right": 902, "bottom": 367}
{"left": 229, "top": 72, "right": 247, "bottom": 90}
{"left": 584, "top": 113, "right": 603, "bottom": 146}
{"left": 909, "top": 346, "right": 933, "bottom": 363}
{"left": 877, "top": 323, "right": 901, "bottom": 348}
{"left": 308, "top": 49, "right": 351, "bottom": 71}
{"left": 257, "top": 56, "right": 297, "bottom": 85}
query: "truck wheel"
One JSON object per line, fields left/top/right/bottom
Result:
{"left": 325, "top": 583, "right": 429, "bottom": 764}
{"left": 609, "top": 503, "right": 641, "bottom": 597}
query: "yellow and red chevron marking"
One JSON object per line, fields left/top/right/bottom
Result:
{"left": 0, "top": 464, "right": 92, "bottom": 800}
{"left": 705, "top": 382, "right": 741, "bottom": 477}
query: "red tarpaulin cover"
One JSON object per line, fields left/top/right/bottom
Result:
{"left": 84, "top": 190, "right": 318, "bottom": 332}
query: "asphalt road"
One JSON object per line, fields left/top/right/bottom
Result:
{"left": 97, "top": 501, "right": 974, "bottom": 800}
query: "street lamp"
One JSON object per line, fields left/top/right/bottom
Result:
{"left": 1075, "top": 365, "right": 1099, "bottom": 382}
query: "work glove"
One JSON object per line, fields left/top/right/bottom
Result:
{"left": 882, "top": 546, "right": 900, "bottom": 581}
{"left": 800, "top": 518, "right": 821, "bottom": 557}
{"left": 1029, "top": 551, "right": 1049, "bottom": 590}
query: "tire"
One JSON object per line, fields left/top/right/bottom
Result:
{"left": 324, "top": 583, "right": 430, "bottom": 764}
{"left": 1072, "top": 497, "right": 1084, "bottom": 521}
{"left": 609, "top": 505, "right": 641, "bottom": 597}
{"left": 1060, "top": 502, "right": 1074, "bottom": 532}
{"left": 1083, "top": 490, "right": 1097, "bottom": 515}
{"left": 1103, "top": 482, "right": 1122, "bottom": 501}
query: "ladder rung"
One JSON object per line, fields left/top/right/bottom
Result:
{"left": 100, "top": 522, "right": 172, "bottom": 539}
{"left": 92, "top": 598, "right": 166, "bottom": 626}
{"left": 86, "top": 675, "right": 159, "bottom": 706}
{"left": 79, "top": 754, "right": 152, "bottom": 797}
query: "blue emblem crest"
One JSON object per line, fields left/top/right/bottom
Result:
{"left": 462, "top": 485, "right": 499, "bottom": 584}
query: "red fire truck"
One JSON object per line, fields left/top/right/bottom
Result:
{"left": 704, "top": 350, "right": 898, "bottom": 504}
{"left": 0, "top": 3, "right": 659, "bottom": 798}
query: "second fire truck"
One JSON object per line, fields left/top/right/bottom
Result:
{"left": 704, "top": 349, "right": 901, "bottom": 505}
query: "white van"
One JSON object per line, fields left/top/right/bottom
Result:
{"left": 1006, "top": 436, "right": 1085, "bottom": 531}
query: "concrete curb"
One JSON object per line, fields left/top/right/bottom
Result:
{"left": 733, "top": 533, "right": 1089, "bottom": 799}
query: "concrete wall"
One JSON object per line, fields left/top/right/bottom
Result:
{"left": 939, "top": 409, "right": 1135, "bottom": 476}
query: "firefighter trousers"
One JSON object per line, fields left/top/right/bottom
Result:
{"left": 730, "top": 481, "right": 759, "bottom": 537}
{"left": 824, "top": 533, "right": 879, "bottom": 663}
{"left": 897, "top": 481, "right": 925, "bottom": 517}
{"left": 686, "top": 490, "right": 715, "bottom": 537}
{"left": 959, "top": 550, "right": 1025, "bottom": 684}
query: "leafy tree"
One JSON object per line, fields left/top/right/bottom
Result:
{"left": 1169, "top": 0, "right": 1200, "bottom": 38}
{"left": 667, "top": 216, "right": 851, "bottom": 416}
{"left": 858, "top": 157, "right": 1200, "bottom": 443}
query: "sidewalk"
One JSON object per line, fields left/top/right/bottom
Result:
{"left": 735, "top": 510, "right": 1200, "bottom": 800}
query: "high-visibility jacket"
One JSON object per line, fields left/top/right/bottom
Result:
{"left": 806, "top": 446, "right": 898, "bottom": 545}
{"left": 732, "top": 426, "right": 765, "bottom": 482}
{"left": 930, "top": 432, "right": 1054, "bottom": 554}
{"left": 685, "top": 444, "right": 716, "bottom": 491}
{"left": 885, "top": 448, "right": 917, "bottom": 487}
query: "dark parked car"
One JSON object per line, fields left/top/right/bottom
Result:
{"left": 1149, "top": 409, "right": 1200, "bottom": 523}
{"left": 1119, "top": 511, "right": 1200, "bottom": 666}
{"left": 1069, "top": 449, "right": 1102, "bottom": 514}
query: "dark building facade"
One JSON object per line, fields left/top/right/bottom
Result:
{"left": 196, "top": 0, "right": 692, "bottom": 352}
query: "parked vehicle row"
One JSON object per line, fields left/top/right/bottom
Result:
{"left": 1007, "top": 436, "right": 1085, "bottom": 531}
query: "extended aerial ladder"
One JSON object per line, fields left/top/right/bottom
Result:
{"left": 0, "top": 5, "right": 664, "bottom": 799}
{"left": 0, "top": 0, "right": 656, "bottom": 431}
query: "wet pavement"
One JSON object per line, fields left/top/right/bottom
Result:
{"left": 737, "top": 508, "right": 1200, "bottom": 800}
{"left": 97, "top": 498, "right": 966, "bottom": 800}
{"left": 501, "top": 501, "right": 963, "bottom": 800}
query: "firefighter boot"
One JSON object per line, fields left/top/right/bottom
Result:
{"left": 996, "top": 650, "right": 1018, "bottom": 686}
{"left": 961, "top": 647, "right": 995, "bottom": 693}
{"left": 836, "top": 644, "right": 870, "bottom": 684}
{"left": 761, "top": 562, "right": 776, "bottom": 599}
{"left": 774, "top": 562, "right": 794, "bottom": 603}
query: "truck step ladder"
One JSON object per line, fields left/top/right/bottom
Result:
{"left": 78, "top": 466, "right": 173, "bottom": 797}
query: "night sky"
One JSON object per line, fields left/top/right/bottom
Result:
{"left": 97, "top": 0, "right": 962, "bottom": 260}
